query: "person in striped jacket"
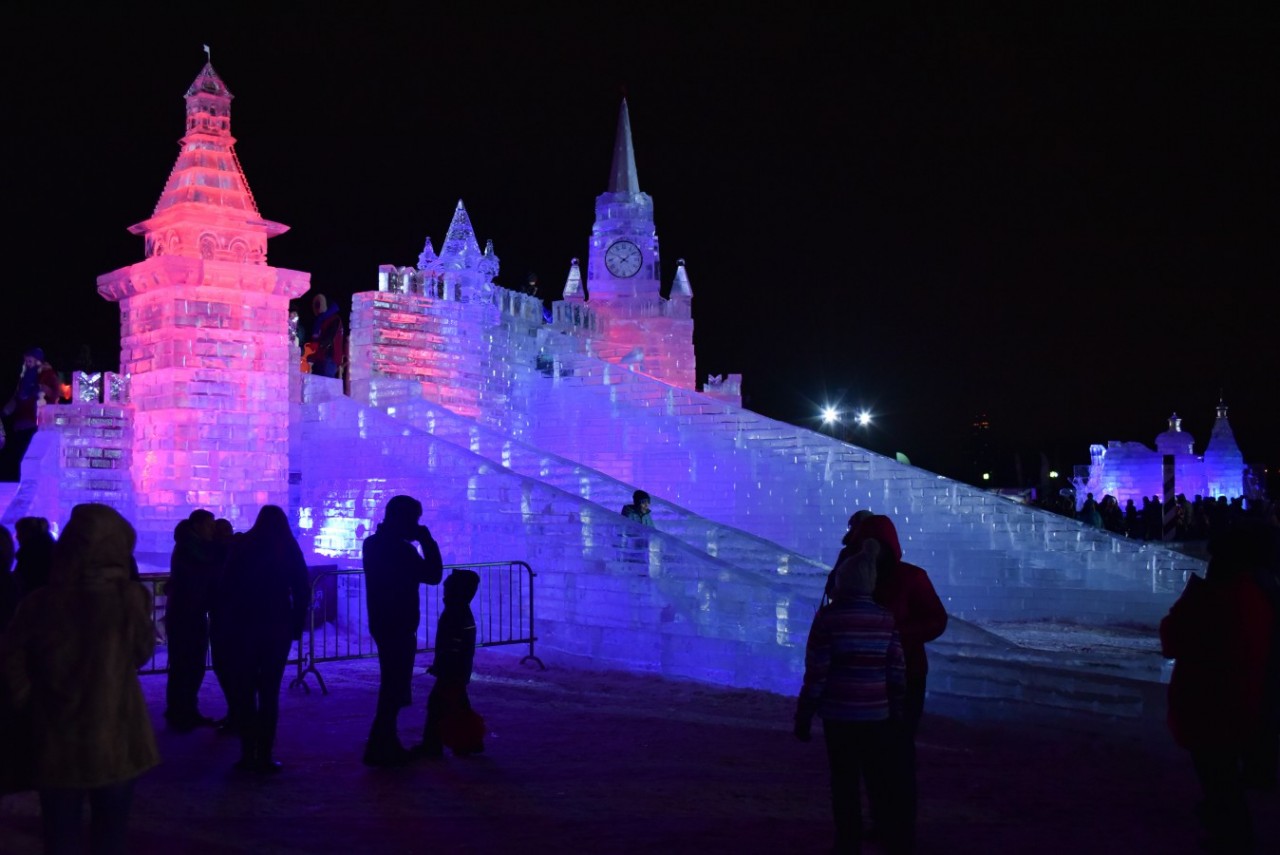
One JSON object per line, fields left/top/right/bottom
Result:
{"left": 796, "top": 539, "right": 908, "bottom": 854}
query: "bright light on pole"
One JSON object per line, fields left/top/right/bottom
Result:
{"left": 855, "top": 409, "right": 872, "bottom": 427}
{"left": 821, "top": 406, "right": 840, "bottom": 425}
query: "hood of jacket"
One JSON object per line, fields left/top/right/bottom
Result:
{"left": 443, "top": 569, "right": 480, "bottom": 606}
{"left": 50, "top": 503, "right": 136, "bottom": 587}
{"left": 847, "top": 514, "right": 903, "bottom": 564}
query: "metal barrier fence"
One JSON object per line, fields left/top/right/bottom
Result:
{"left": 292, "top": 561, "right": 542, "bottom": 694}
{"left": 136, "top": 560, "right": 542, "bottom": 691}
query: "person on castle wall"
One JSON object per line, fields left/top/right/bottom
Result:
{"left": 362, "top": 495, "right": 444, "bottom": 767}
{"left": 621, "top": 490, "right": 654, "bottom": 527}
{"left": 0, "top": 347, "right": 63, "bottom": 482}
{"left": 305, "top": 293, "right": 346, "bottom": 380}
{"left": 837, "top": 513, "right": 948, "bottom": 850}
{"left": 0, "top": 503, "right": 160, "bottom": 853}
{"left": 163, "top": 510, "right": 224, "bottom": 732}
{"left": 417, "top": 569, "right": 484, "bottom": 759}
{"left": 796, "top": 539, "right": 909, "bottom": 854}
{"left": 13, "top": 517, "right": 55, "bottom": 600}
{"left": 1161, "top": 523, "right": 1275, "bottom": 853}
{"left": 212, "top": 506, "right": 309, "bottom": 774}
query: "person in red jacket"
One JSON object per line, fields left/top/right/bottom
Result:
{"left": 832, "top": 513, "right": 948, "bottom": 850}
{"left": 1161, "top": 524, "right": 1275, "bottom": 853}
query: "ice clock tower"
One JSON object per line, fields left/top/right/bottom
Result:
{"left": 585, "top": 99, "right": 661, "bottom": 300}
{"left": 559, "top": 100, "right": 695, "bottom": 390}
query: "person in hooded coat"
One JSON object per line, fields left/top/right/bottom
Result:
{"left": 13, "top": 516, "right": 55, "bottom": 599}
{"left": 0, "top": 503, "right": 160, "bottom": 854}
{"left": 829, "top": 513, "right": 948, "bottom": 850}
{"left": 214, "top": 505, "right": 309, "bottom": 774}
{"left": 797, "top": 540, "right": 908, "bottom": 854}
{"left": 418, "top": 569, "right": 482, "bottom": 758}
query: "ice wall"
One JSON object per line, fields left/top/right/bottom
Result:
{"left": 347, "top": 288, "right": 1202, "bottom": 628}
{"left": 290, "top": 376, "right": 820, "bottom": 694}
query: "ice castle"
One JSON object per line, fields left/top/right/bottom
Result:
{"left": 1072, "top": 405, "right": 1254, "bottom": 509}
{"left": 2, "top": 62, "right": 1205, "bottom": 705}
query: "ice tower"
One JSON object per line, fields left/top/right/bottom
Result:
{"left": 555, "top": 100, "right": 696, "bottom": 389}
{"left": 1203, "top": 401, "right": 1245, "bottom": 498}
{"left": 96, "top": 61, "right": 310, "bottom": 539}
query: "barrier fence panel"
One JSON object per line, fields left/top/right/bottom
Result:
{"left": 291, "top": 560, "right": 542, "bottom": 694}
{"left": 137, "top": 560, "right": 538, "bottom": 691}
{"left": 137, "top": 574, "right": 305, "bottom": 676}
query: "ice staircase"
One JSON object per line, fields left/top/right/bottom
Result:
{"left": 291, "top": 376, "right": 823, "bottom": 694}
{"left": 440, "top": 312, "right": 1205, "bottom": 626}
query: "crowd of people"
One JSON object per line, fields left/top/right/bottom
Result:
{"left": 0, "top": 495, "right": 480, "bottom": 852}
{"left": 3, "top": 490, "right": 1278, "bottom": 853}
{"left": 1036, "top": 489, "right": 1279, "bottom": 547}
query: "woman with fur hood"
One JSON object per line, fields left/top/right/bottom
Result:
{"left": 0, "top": 503, "right": 160, "bottom": 854}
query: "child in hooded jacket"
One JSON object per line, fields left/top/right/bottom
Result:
{"left": 418, "top": 569, "right": 483, "bottom": 757}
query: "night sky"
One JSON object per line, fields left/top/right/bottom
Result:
{"left": 3, "top": 8, "right": 1275, "bottom": 485}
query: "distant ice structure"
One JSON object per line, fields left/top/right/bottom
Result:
{"left": 4, "top": 66, "right": 1206, "bottom": 709}
{"left": 1072, "top": 404, "right": 1253, "bottom": 510}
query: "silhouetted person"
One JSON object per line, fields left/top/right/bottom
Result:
{"left": 1242, "top": 522, "right": 1280, "bottom": 791}
{"left": 0, "top": 503, "right": 160, "bottom": 854}
{"left": 825, "top": 509, "right": 876, "bottom": 600}
{"left": 208, "top": 517, "right": 238, "bottom": 733}
{"left": 621, "top": 490, "right": 654, "bottom": 526}
{"left": 362, "top": 495, "right": 443, "bottom": 767}
{"left": 416, "top": 569, "right": 483, "bottom": 758}
{"left": 797, "top": 539, "right": 908, "bottom": 853}
{"left": 163, "top": 510, "right": 221, "bottom": 731}
{"left": 305, "top": 293, "right": 345, "bottom": 379}
{"left": 214, "top": 506, "right": 309, "bottom": 773}
{"left": 1, "top": 347, "right": 61, "bottom": 481}
{"left": 0, "top": 524, "right": 16, "bottom": 633}
{"left": 1161, "top": 524, "right": 1275, "bottom": 853}
{"left": 13, "top": 516, "right": 55, "bottom": 599}
{"left": 843, "top": 514, "right": 948, "bottom": 850}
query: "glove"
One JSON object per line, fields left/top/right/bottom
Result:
{"left": 793, "top": 714, "right": 812, "bottom": 742}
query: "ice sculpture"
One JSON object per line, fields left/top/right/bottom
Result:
{"left": 1072, "top": 404, "right": 1252, "bottom": 509}
{"left": 95, "top": 60, "right": 309, "bottom": 545}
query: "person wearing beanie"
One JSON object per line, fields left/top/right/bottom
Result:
{"left": 796, "top": 539, "right": 909, "bottom": 853}
{"left": 829, "top": 513, "right": 948, "bottom": 849}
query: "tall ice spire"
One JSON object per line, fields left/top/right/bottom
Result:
{"left": 607, "top": 99, "right": 640, "bottom": 194}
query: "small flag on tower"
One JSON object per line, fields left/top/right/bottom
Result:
{"left": 203, "top": 44, "right": 211, "bottom": 61}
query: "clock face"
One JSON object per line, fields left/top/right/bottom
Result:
{"left": 604, "top": 240, "right": 643, "bottom": 278}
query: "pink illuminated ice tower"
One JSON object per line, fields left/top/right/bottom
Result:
{"left": 96, "top": 62, "right": 310, "bottom": 535}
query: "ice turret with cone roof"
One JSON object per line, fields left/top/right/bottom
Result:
{"left": 123, "top": 61, "right": 289, "bottom": 266}
{"left": 1204, "top": 400, "right": 1245, "bottom": 498}
{"left": 562, "top": 258, "right": 584, "bottom": 300}
{"left": 95, "top": 57, "right": 310, "bottom": 551}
